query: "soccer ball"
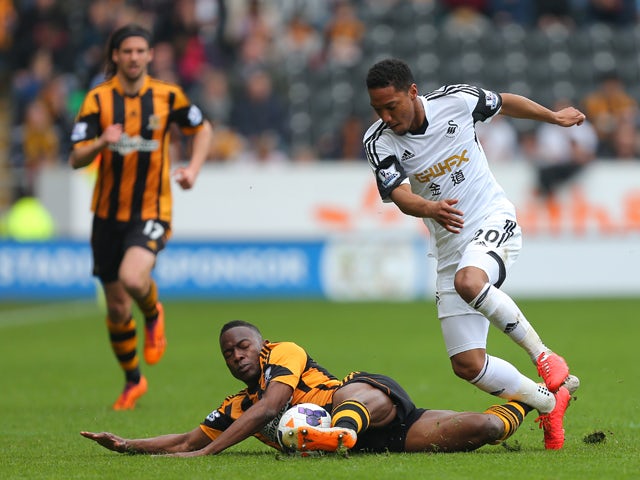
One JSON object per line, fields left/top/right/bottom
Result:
{"left": 277, "top": 403, "right": 331, "bottom": 452}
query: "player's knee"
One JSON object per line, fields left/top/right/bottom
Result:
{"left": 119, "top": 271, "right": 148, "bottom": 297}
{"left": 454, "top": 268, "right": 486, "bottom": 303}
{"left": 450, "top": 354, "right": 484, "bottom": 381}
{"left": 484, "top": 416, "right": 505, "bottom": 443}
{"left": 452, "top": 363, "right": 479, "bottom": 381}
{"left": 333, "top": 383, "right": 394, "bottom": 426}
{"left": 464, "top": 415, "right": 504, "bottom": 446}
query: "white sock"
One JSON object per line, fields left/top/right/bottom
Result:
{"left": 470, "top": 283, "right": 547, "bottom": 362}
{"left": 471, "top": 355, "right": 556, "bottom": 413}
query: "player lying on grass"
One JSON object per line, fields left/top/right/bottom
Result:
{"left": 81, "top": 320, "right": 578, "bottom": 456}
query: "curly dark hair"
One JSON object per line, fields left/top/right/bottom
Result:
{"left": 366, "top": 58, "right": 415, "bottom": 91}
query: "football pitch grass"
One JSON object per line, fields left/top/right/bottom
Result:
{"left": 1, "top": 297, "right": 638, "bottom": 479}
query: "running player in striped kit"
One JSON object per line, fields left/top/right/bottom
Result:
{"left": 69, "top": 24, "right": 213, "bottom": 410}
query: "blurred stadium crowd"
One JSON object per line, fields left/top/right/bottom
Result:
{"left": 1, "top": 0, "right": 640, "bottom": 210}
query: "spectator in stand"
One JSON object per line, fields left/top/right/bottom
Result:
{"left": 224, "top": 0, "right": 279, "bottom": 75}
{"left": 273, "top": 11, "right": 323, "bottom": 68}
{"left": 39, "top": 74, "right": 75, "bottom": 155}
{"left": 236, "top": 131, "right": 288, "bottom": 165}
{"left": 532, "top": 98, "right": 598, "bottom": 197}
{"left": 322, "top": 0, "right": 365, "bottom": 67}
{"left": 488, "top": 0, "right": 536, "bottom": 27}
{"left": 291, "top": 143, "right": 318, "bottom": 163}
{"left": 150, "top": 41, "right": 180, "bottom": 83}
{"left": 10, "top": 98, "right": 61, "bottom": 193}
{"left": 0, "top": 0, "right": 16, "bottom": 73}
{"left": 582, "top": 70, "right": 639, "bottom": 159}
{"left": 190, "top": 66, "right": 232, "bottom": 126}
{"left": 335, "top": 114, "right": 366, "bottom": 161}
{"left": 441, "top": 1, "right": 492, "bottom": 37}
{"left": 85, "top": 3, "right": 151, "bottom": 89}
{"left": 10, "top": 48, "right": 54, "bottom": 125}
{"left": 233, "top": 29, "right": 275, "bottom": 79}
{"left": 10, "top": 0, "right": 71, "bottom": 72}
{"left": 189, "top": 67, "right": 243, "bottom": 163}
{"left": 152, "top": 0, "right": 208, "bottom": 89}
{"left": 585, "top": 0, "right": 636, "bottom": 25}
{"left": 226, "top": 0, "right": 278, "bottom": 47}
{"left": 229, "top": 67, "right": 289, "bottom": 153}
{"left": 208, "top": 126, "right": 246, "bottom": 163}
{"left": 534, "top": 0, "right": 576, "bottom": 30}
{"left": 73, "top": 0, "right": 117, "bottom": 88}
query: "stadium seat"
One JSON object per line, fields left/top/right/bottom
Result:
{"left": 567, "top": 29, "right": 593, "bottom": 58}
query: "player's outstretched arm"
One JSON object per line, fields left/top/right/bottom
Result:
{"left": 80, "top": 427, "right": 210, "bottom": 455}
{"left": 166, "top": 381, "right": 294, "bottom": 457}
{"left": 499, "top": 93, "right": 585, "bottom": 127}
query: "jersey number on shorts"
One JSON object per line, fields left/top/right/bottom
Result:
{"left": 142, "top": 220, "right": 165, "bottom": 240}
{"left": 472, "top": 220, "right": 516, "bottom": 248}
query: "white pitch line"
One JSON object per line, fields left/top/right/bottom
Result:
{"left": 0, "top": 301, "right": 102, "bottom": 328}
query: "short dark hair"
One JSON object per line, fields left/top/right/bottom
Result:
{"left": 220, "top": 320, "right": 262, "bottom": 338}
{"left": 104, "top": 23, "right": 153, "bottom": 79}
{"left": 366, "top": 58, "right": 415, "bottom": 91}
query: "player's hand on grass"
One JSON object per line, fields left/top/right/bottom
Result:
{"left": 81, "top": 431, "right": 128, "bottom": 453}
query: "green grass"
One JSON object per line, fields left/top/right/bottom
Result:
{"left": 1, "top": 298, "right": 639, "bottom": 479}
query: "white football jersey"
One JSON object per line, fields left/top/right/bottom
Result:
{"left": 364, "top": 85, "right": 517, "bottom": 258}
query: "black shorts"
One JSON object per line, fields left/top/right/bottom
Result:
{"left": 340, "top": 372, "right": 426, "bottom": 453}
{"left": 91, "top": 216, "right": 170, "bottom": 283}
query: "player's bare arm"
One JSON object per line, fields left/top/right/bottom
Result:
{"left": 173, "top": 120, "right": 214, "bottom": 190}
{"left": 390, "top": 184, "right": 464, "bottom": 234}
{"left": 81, "top": 380, "right": 291, "bottom": 457}
{"left": 168, "top": 381, "right": 294, "bottom": 457}
{"left": 80, "top": 427, "right": 210, "bottom": 454}
{"left": 68, "top": 124, "right": 123, "bottom": 169}
{"left": 499, "top": 93, "right": 585, "bottom": 127}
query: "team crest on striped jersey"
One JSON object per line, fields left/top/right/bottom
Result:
{"left": 147, "top": 114, "right": 161, "bottom": 130}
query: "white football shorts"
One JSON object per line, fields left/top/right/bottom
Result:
{"left": 435, "top": 213, "right": 522, "bottom": 357}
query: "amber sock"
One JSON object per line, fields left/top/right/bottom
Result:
{"left": 485, "top": 400, "right": 531, "bottom": 442}
{"left": 106, "top": 316, "right": 140, "bottom": 383}
{"left": 137, "top": 281, "right": 159, "bottom": 324}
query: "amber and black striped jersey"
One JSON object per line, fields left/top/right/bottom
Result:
{"left": 70, "top": 75, "right": 206, "bottom": 223}
{"left": 200, "top": 341, "right": 341, "bottom": 449}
